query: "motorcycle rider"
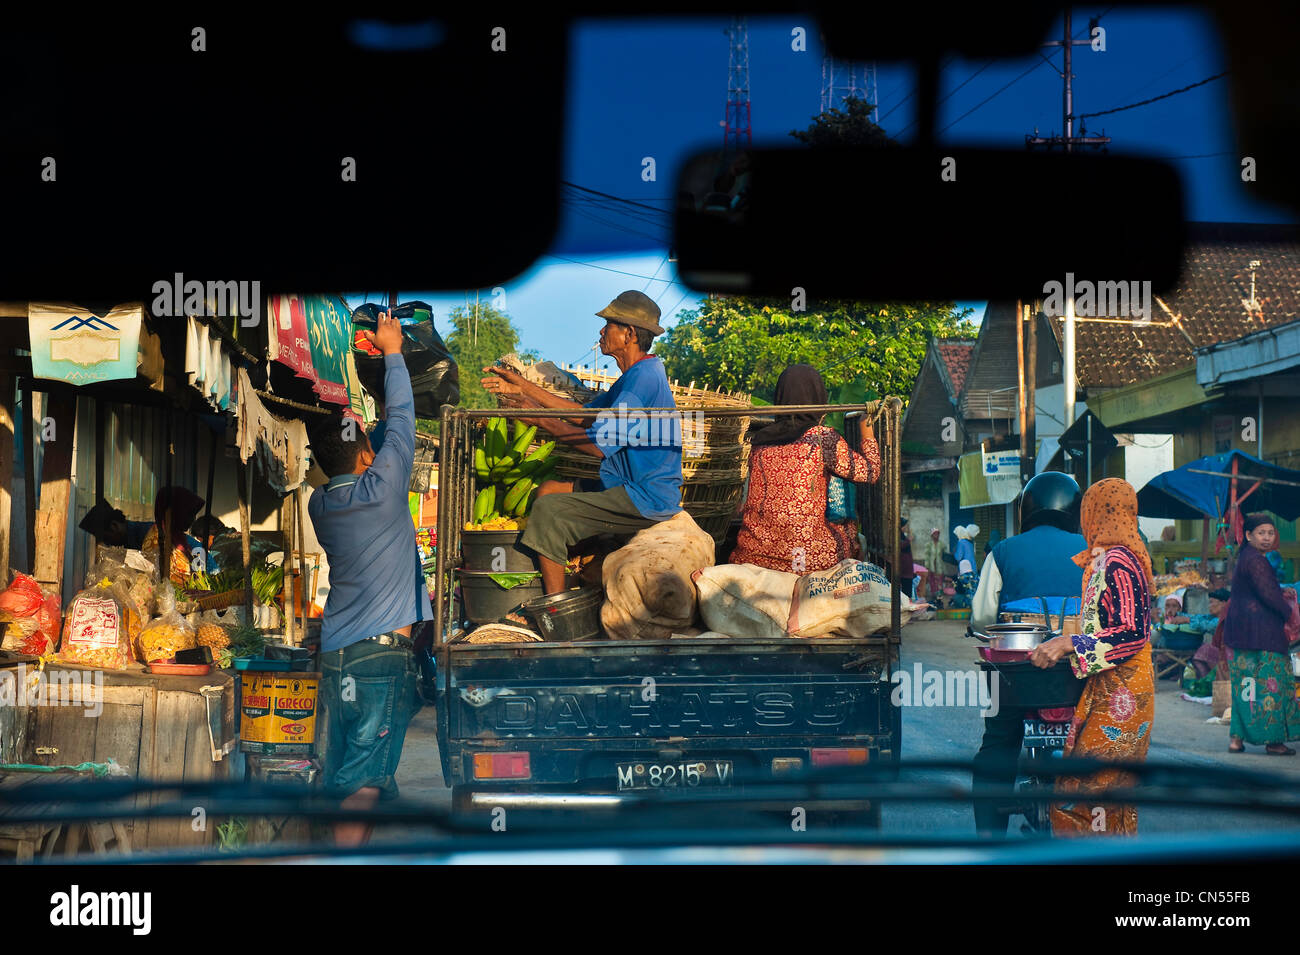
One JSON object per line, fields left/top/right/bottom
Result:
{"left": 970, "top": 471, "right": 1086, "bottom": 838}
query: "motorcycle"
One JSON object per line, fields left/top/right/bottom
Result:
{"left": 967, "top": 596, "right": 1080, "bottom": 836}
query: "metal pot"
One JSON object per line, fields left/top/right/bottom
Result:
{"left": 971, "top": 622, "right": 1054, "bottom": 651}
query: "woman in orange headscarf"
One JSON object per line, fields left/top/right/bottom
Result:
{"left": 1028, "top": 478, "right": 1155, "bottom": 836}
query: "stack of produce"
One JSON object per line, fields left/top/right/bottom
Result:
{"left": 1154, "top": 570, "right": 1209, "bottom": 596}
{"left": 466, "top": 417, "right": 557, "bottom": 530}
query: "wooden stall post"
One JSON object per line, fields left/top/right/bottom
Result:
{"left": 295, "top": 487, "right": 309, "bottom": 638}
{"left": 202, "top": 426, "right": 218, "bottom": 547}
{"left": 159, "top": 409, "right": 173, "bottom": 584}
{"left": 94, "top": 399, "right": 106, "bottom": 566}
{"left": 282, "top": 494, "right": 296, "bottom": 646}
{"left": 33, "top": 392, "right": 77, "bottom": 595}
{"left": 239, "top": 457, "right": 254, "bottom": 624}
{"left": 0, "top": 369, "right": 14, "bottom": 582}
{"left": 21, "top": 384, "right": 35, "bottom": 573}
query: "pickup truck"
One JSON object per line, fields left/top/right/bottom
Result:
{"left": 431, "top": 402, "right": 903, "bottom": 825}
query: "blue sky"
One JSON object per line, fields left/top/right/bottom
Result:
{"left": 350, "top": 7, "right": 1291, "bottom": 372}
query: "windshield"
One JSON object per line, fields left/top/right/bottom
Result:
{"left": 4, "top": 7, "right": 1300, "bottom": 906}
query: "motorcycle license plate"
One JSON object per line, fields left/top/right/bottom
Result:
{"left": 616, "top": 760, "right": 733, "bottom": 791}
{"left": 1022, "top": 719, "right": 1070, "bottom": 748}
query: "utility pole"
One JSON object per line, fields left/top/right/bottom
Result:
{"left": 1026, "top": 7, "right": 1111, "bottom": 152}
{"left": 1026, "top": 6, "right": 1110, "bottom": 439}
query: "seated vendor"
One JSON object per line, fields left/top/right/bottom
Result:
{"left": 190, "top": 514, "right": 236, "bottom": 572}
{"left": 1162, "top": 594, "right": 1191, "bottom": 625}
{"left": 482, "top": 290, "right": 683, "bottom": 595}
{"left": 728, "top": 363, "right": 880, "bottom": 573}
{"left": 78, "top": 499, "right": 153, "bottom": 550}
{"left": 141, "top": 486, "right": 208, "bottom": 584}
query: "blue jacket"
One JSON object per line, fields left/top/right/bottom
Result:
{"left": 991, "top": 524, "right": 1088, "bottom": 611}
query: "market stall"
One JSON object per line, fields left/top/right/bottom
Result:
{"left": 0, "top": 293, "right": 387, "bottom": 856}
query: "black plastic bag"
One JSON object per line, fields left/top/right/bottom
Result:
{"left": 352, "top": 301, "right": 460, "bottom": 416}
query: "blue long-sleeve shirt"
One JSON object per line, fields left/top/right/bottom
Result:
{"left": 309, "top": 354, "right": 432, "bottom": 651}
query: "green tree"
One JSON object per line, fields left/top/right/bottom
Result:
{"left": 443, "top": 304, "right": 536, "bottom": 410}
{"left": 790, "top": 95, "right": 896, "bottom": 148}
{"left": 656, "top": 296, "right": 974, "bottom": 406}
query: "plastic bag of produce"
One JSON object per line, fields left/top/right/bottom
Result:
{"left": 136, "top": 587, "right": 197, "bottom": 663}
{"left": 0, "top": 573, "right": 63, "bottom": 656}
{"left": 61, "top": 581, "right": 133, "bottom": 669}
{"left": 351, "top": 301, "right": 459, "bottom": 416}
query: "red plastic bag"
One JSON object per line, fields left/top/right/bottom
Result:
{"left": 0, "top": 573, "right": 44, "bottom": 617}
{"left": 0, "top": 573, "right": 62, "bottom": 656}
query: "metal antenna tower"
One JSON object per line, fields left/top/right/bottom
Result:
{"left": 723, "top": 16, "right": 751, "bottom": 153}
{"left": 821, "top": 57, "right": 879, "bottom": 124}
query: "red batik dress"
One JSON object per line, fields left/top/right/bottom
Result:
{"left": 730, "top": 425, "right": 881, "bottom": 573}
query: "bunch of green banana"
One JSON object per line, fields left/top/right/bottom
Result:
{"left": 471, "top": 418, "right": 558, "bottom": 523}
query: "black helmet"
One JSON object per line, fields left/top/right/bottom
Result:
{"left": 1020, "top": 472, "right": 1082, "bottom": 533}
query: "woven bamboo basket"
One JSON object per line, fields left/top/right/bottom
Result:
{"left": 189, "top": 588, "right": 250, "bottom": 611}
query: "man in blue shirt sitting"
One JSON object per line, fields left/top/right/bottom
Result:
{"left": 483, "top": 291, "right": 684, "bottom": 595}
{"left": 306, "top": 311, "right": 430, "bottom": 846}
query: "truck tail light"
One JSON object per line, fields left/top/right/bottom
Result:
{"left": 472, "top": 752, "right": 531, "bottom": 780}
{"left": 771, "top": 757, "right": 804, "bottom": 775}
{"left": 810, "top": 748, "right": 869, "bottom": 767}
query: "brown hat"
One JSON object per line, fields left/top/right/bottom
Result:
{"left": 596, "top": 290, "right": 664, "bottom": 336}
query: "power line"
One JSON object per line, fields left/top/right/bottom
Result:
{"left": 660, "top": 289, "right": 698, "bottom": 324}
{"left": 897, "top": 58, "right": 998, "bottom": 136}
{"left": 642, "top": 254, "right": 668, "bottom": 293}
{"left": 877, "top": 54, "right": 958, "bottom": 123}
{"left": 543, "top": 254, "right": 681, "bottom": 283}
{"left": 1125, "top": 53, "right": 1199, "bottom": 99}
{"left": 563, "top": 205, "right": 670, "bottom": 244}
{"left": 940, "top": 5, "right": 1114, "bottom": 135}
{"left": 940, "top": 58, "right": 1046, "bottom": 134}
{"left": 1072, "top": 71, "right": 1228, "bottom": 119}
{"left": 560, "top": 180, "right": 670, "bottom": 215}
{"left": 1160, "top": 150, "right": 1235, "bottom": 160}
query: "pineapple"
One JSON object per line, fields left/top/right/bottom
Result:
{"left": 196, "top": 623, "right": 231, "bottom": 650}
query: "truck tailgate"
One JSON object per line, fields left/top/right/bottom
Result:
{"left": 443, "top": 637, "right": 893, "bottom": 741}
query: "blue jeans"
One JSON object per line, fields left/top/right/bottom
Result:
{"left": 319, "top": 638, "right": 422, "bottom": 800}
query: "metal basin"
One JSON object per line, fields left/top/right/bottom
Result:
{"left": 976, "top": 622, "right": 1053, "bottom": 651}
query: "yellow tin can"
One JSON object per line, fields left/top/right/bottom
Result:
{"left": 240, "top": 672, "right": 319, "bottom": 754}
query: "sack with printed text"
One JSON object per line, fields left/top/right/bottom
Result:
{"left": 61, "top": 581, "right": 132, "bottom": 669}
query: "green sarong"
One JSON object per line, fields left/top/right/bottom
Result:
{"left": 1228, "top": 647, "right": 1300, "bottom": 745}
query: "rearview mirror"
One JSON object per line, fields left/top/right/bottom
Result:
{"left": 673, "top": 146, "right": 1185, "bottom": 301}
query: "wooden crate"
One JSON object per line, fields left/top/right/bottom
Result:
{"left": 5, "top": 663, "right": 237, "bottom": 851}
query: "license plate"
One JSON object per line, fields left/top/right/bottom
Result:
{"left": 1022, "top": 719, "right": 1070, "bottom": 748}
{"left": 616, "top": 760, "right": 734, "bottom": 791}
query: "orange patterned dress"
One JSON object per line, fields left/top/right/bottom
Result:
{"left": 1051, "top": 545, "right": 1154, "bottom": 836}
